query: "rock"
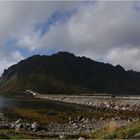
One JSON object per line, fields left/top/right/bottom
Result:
{"left": 59, "top": 134, "right": 65, "bottom": 139}
{"left": 28, "top": 127, "right": 32, "bottom": 131}
{"left": 73, "top": 122, "right": 78, "bottom": 127}
{"left": 15, "top": 128, "right": 20, "bottom": 131}
{"left": 111, "top": 117, "right": 115, "bottom": 121}
{"left": 15, "top": 123, "right": 23, "bottom": 130}
{"left": 81, "top": 118, "right": 85, "bottom": 122}
{"left": 72, "top": 120, "right": 78, "bottom": 124}
{"left": 68, "top": 117, "right": 72, "bottom": 121}
{"left": 127, "top": 118, "right": 133, "bottom": 122}
{"left": 132, "top": 132, "right": 140, "bottom": 139}
{"left": 105, "top": 104, "right": 110, "bottom": 108}
{"left": 100, "top": 117, "right": 105, "bottom": 120}
{"left": 113, "top": 116, "right": 120, "bottom": 121}
{"left": 23, "top": 123, "right": 30, "bottom": 130}
{"left": 121, "top": 107, "right": 126, "bottom": 110}
{"left": 84, "top": 118, "right": 89, "bottom": 123}
{"left": 10, "top": 123, "right": 15, "bottom": 129}
{"left": 15, "top": 119, "right": 22, "bottom": 124}
{"left": 31, "top": 122, "right": 39, "bottom": 130}
{"left": 78, "top": 116, "right": 84, "bottom": 121}
{"left": 41, "top": 130, "right": 45, "bottom": 133}
{"left": 15, "top": 123, "right": 22, "bottom": 131}
{"left": 78, "top": 137, "right": 86, "bottom": 140}
{"left": 69, "top": 117, "right": 74, "bottom": 124}
{"left": 92, "top": 118, "right": 96, "bottom": 122}
{"left": 89, "top": 102, "right": 92, "bottom": 105}
{"left": 128, "top": 118, "right": 133, "bottom": 122}
{"left": 114, "top": 105, "right": 119, "bottom": 110}
{"left": 32, "top": 128, "right": 37, "bottom": 132}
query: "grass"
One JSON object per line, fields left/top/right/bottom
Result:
{"left": 14, "top": 107, "right": 97, "bottom": 124}
{"left": 14, "top": 108, "right": 54, "bottom": 124}
{"left": 13, "top": 106, "right": 139, "bottom": 125}
{"left": 0, "top": 128, "right": 59, "bottom": 139}
{"left": 0, "top": 129, "right": 90, "bottom": 139}
{"left": 90, "top": 119, "right": 140, "bottom": 139}
{"left": 14, "top": 108, "right": 93, "bottom": 124}
{"left": 0, "top": 129, "right": 34, "bottom": 139}
{"left": 0, "top": 127, "right": 91, "bottom": 139}
{"left": 13, "top": 107, "right": 120, "bottom": 125}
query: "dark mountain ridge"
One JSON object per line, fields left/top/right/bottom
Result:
{"left": 0, "top": 51, "right": 140, "bottom": 95}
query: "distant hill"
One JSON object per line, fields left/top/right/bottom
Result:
{"left": 0, "top": 51, "right": 140, "bottom": 95}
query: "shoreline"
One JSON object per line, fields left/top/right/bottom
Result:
{"left": 0, "top": 95, "right": 140, "bottom": 138}
{"left": 36, "top": 94, "right": 140, "bottom": 111}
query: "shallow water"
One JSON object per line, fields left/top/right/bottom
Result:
{"left": 0, "top": 96, "right": 93, "bottom": 119}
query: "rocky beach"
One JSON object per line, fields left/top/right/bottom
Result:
{"left": 0, "top": 95, "right": 140, "bottom": 139}
{"left": 0, "top": 115, "right": 130, "bottom": 139}
{"left": 37, "top": 95, "right": 140, "bottom": 111}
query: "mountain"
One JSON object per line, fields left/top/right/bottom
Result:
{"left": 0, "top": 51, "right": 140, "bottom": 96}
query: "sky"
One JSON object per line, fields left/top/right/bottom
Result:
{"left": 1, "top": 1, "right": 140, "bottom": 74}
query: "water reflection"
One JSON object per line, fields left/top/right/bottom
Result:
{"left": 0, "top": 97, "right": 93, "bottom": 118}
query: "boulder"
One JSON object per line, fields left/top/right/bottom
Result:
{"left": 10, "top": 123, "right": 15, "bottom": 129}
{"left": 15, "top": 123, "right": 23, "bottom": 131}
{"left": 15, "top": 123, "right": 23, "bottom": 130}
{"left": 78, "top": 116, "right": 84, "bottom": 121}
{"left": 15, "top": 119, "right": 22, "bottom": 124}
{"left": 31, "top": 122, "right": 39, "bottom": 131}
{"left": 23, "top": 123, "right": 30, "bottom": 131}
{"left": 100, "top": 117, "right": 105, "bottom": 120}
{"left": 59, "top": 135, "right": 65, "bottom": 139}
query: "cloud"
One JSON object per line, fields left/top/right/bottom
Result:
{"left": 0, "top": 1, "right": 80, "bottom": 74}
{"left": 43, "top": 1, "right": 140, "bottom": 54}
{"left": 1, "top": 1, "right": 140, "bottom": 75}
{"left": 105, "top": 47, "right": 140, "bottom": 71}
{"left": 0, "top": 50, "right": 24, "bottom": 74}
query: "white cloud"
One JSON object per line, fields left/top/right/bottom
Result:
{"left": 11, "top": 50, "right": 24, "bottom": 61}
{"left": 105, "top": 47, "right": 140, "bottom": 71}
{"left": 0, "top": 51, "right": 24, "bottom": 75}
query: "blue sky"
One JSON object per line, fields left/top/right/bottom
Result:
{"left": 1, "top": 1, "right": 140, "bottom": 74}
{"left": 35, "top": 10, "right": 76, "bottom": 36}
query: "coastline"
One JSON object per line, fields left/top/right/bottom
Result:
{"left": 36, "top": 94, "right": 140, "bottom": 111}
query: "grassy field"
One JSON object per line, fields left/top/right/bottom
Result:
{"left": 0, "top": 129, "right": 63, "bottom": 139}
{"left": 13, "top": 107, "right": 139, "bottom": 125}
{"left": 90, "top": 119, "right": 140, "bottom": 139}
{"left": 14, "top": 107, "right": 108, "bottom": 124}
{"left": 0, "top": 129, "right": 38, "bottom": 139}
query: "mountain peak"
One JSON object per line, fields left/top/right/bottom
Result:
{"left": 115, "top": 64, "right": 125, "bottom": 71}
{"left": 0, "top": 51, "right": 140, "bottom": 95}
{"left": 53, "top": 51, "right": 75, "bottom": 57}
